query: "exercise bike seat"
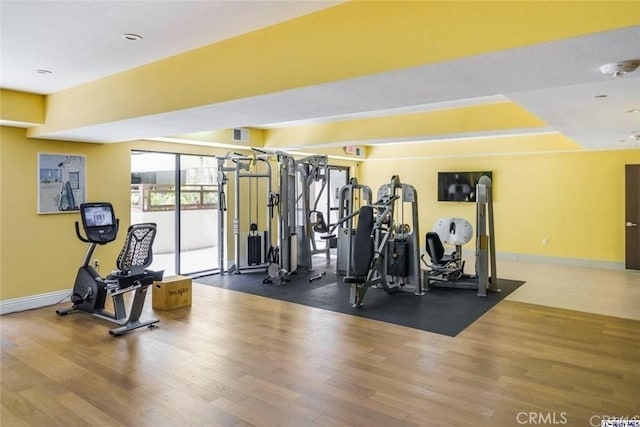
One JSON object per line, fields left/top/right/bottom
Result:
{"left": 105, "top": 272, "right": 154, "bottom": 289}
{"left": 107, "top": 223, "right": 161, "bottom": 289}
{"left": 343, "top": 275, "right": 366, "bottom": 284}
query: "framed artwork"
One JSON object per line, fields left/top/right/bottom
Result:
{"left": 37, "top": 153, "right": 86, "bottom": 214}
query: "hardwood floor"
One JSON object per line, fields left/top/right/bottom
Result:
{"left": 502, "top": 259, "right": 640, "bottom": 321}
{"left": 1, "top": 263, "right": 639, "bottom": 426}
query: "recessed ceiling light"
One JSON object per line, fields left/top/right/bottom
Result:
{"left": 626, "top": 108, "right": 640, "bottom": 113}
{"left": 121, "top": 33, "right": 143, "bottom": 41}
{"left": 35, "top": 69, "right": 52, "bottom": 75}
{"left": 594, "top": 94, "right": 607, "bottom": 98}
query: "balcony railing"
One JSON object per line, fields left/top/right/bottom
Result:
{"left": 131, "top": 184, "right": 219, "bottom": 212}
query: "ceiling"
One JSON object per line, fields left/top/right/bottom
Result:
{"left": 1, "top": 1, "right": 639, "bottom": 154}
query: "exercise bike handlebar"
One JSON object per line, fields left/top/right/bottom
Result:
{"left": 75, "top": 219, "right": 119, "bottom": 244}
{"left": 75, "top": 221, "right": 91, "bottom": 243}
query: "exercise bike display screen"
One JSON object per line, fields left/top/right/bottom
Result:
{"left": 80, "top": 202, "right": 117, "bottom": 242}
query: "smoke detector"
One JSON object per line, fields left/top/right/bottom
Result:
{"left": 599, "top": 59, "right": 640, "bottom": 77}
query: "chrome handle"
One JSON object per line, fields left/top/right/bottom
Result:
{"left": 627, "top": 222, "right": 638, "bottom": 227}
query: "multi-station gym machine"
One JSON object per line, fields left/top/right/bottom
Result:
{"left": 335, "top": 178, "right": 372, "bottom": 276}
{"left": 214, "top": 151, "right": 498, "bottom": 305}
{"left": 216, "top": 151, "right": 310, "bottom": 285}
{"left": 295, "top": 155, "right": 338, "bottom": 280}
{"left": 377, "top": 175, "right": 423, "bottom": 295}
{"left": 339, "top": 175, "right": 424, "bottom": 307}
{"left": 269, "top": 152, "right": 298, "bottom": 283}
{"left": 421, "top": 175, "right": 499, "bottom": 296}
{"left": 216, "top": 154, "right": 273, "bottom": 275}
{"left": 215, "top": 150, "right": 350, "bottom": 285}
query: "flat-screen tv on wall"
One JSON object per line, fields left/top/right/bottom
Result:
{"left": 437, "top": 171, "right": 493, "bottom": 202}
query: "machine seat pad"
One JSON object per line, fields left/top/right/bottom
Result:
{"left": 107, "top": 272, "right": 154, "bottom": 289}
{"left": 343, "top": 275, "right": 367, "bottom": 284}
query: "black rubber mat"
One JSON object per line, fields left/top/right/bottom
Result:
{"left": 196, "top": 263, "right": 524, "bottom": 337}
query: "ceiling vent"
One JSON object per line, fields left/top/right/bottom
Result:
{"left": 232, "top": 128, "right": 249, "bottom": 143}
{"left": 599, "top": 59, "right": 640, "bottom": 77}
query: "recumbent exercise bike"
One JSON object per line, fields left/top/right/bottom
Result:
{"left": 56, "top": 202, "right": 162, "bottom": 336}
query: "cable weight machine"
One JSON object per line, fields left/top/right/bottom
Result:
{"left": 340, "top": 175, "right": 423, "bottom": 307}
{"left": 295, "top": 155, "right": 333, "bottom": 276}
{"left": 216, "top": 154, "right": 273, "bottom": 274}
{"left": 335, "top": 178, "right": 372, "bottom": 276}
{"left": 261, "top": 152, "right": 298, "bottom": 285}
{"left": 376, "top": 175, "right": 423, "bottom": 295}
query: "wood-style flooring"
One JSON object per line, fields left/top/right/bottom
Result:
{"left": 1, "top": 260, "right": 639, "bottom": 426}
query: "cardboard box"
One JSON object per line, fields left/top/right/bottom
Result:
{"left": 152, "top": 275, "right": 192, "bottom": 310}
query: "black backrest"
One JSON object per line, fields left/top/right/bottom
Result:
{"left": 352, "top": 206, "right": 374, "bottom": 276}
{"left": 116, "top": 223, "right": 157, "bottom": 275}
{"left": 425, "top": 232, "right": 445, "bottom": 264}
{"left": 310, "top": 210, "right": 329, "bottom": 233}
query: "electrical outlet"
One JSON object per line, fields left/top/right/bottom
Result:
{"left": 93, "top": 259, "right": 100, "bottom": 270}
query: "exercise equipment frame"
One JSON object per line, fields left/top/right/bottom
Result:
{"left": 422, "top": 175, "right": 500, "bottom": 296}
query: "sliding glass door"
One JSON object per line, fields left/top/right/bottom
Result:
{"left": 131, "top": 152, "right": 177, "bottom": 275}
{"left": 179, "top": 155, "right": 218, "bottom": 274}
{"left": 131, "top": 151, "right": 219, "bottom": 276}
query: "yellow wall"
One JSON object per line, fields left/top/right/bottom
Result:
{"left": 360, "top": 148, "right": 640, "bottom": 264}
{"left": 1, "top": 127, "right": 127, "bottom": 300}
{"left": 0, "top": 127, "right": 358, "bottom": 301}
{"left": 28, "top": 1, "right": 639, "bottom": 139}
{"left": 263, "top": 102, "right": 549, "bottom": 149}
{"left": 0, "top": 127, "right": 250, "bottom": 300}
{"left": 2, "top": 124, "right": 638, "bottom": 301}
{"left": 0, "top": 89, "right": 45, "bottom": 124}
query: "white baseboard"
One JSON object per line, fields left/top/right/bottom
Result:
{"left": 496, "top": 252, "right": 625, "bottom": 270}
{"left": 0, "top": 251, "right": 628, "bottom": 316}
{"left": 456, "top": 249, "right": 625, "bottom": 270}
{"left": 0, "top": 289, "right": 71, "bottom": 315}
